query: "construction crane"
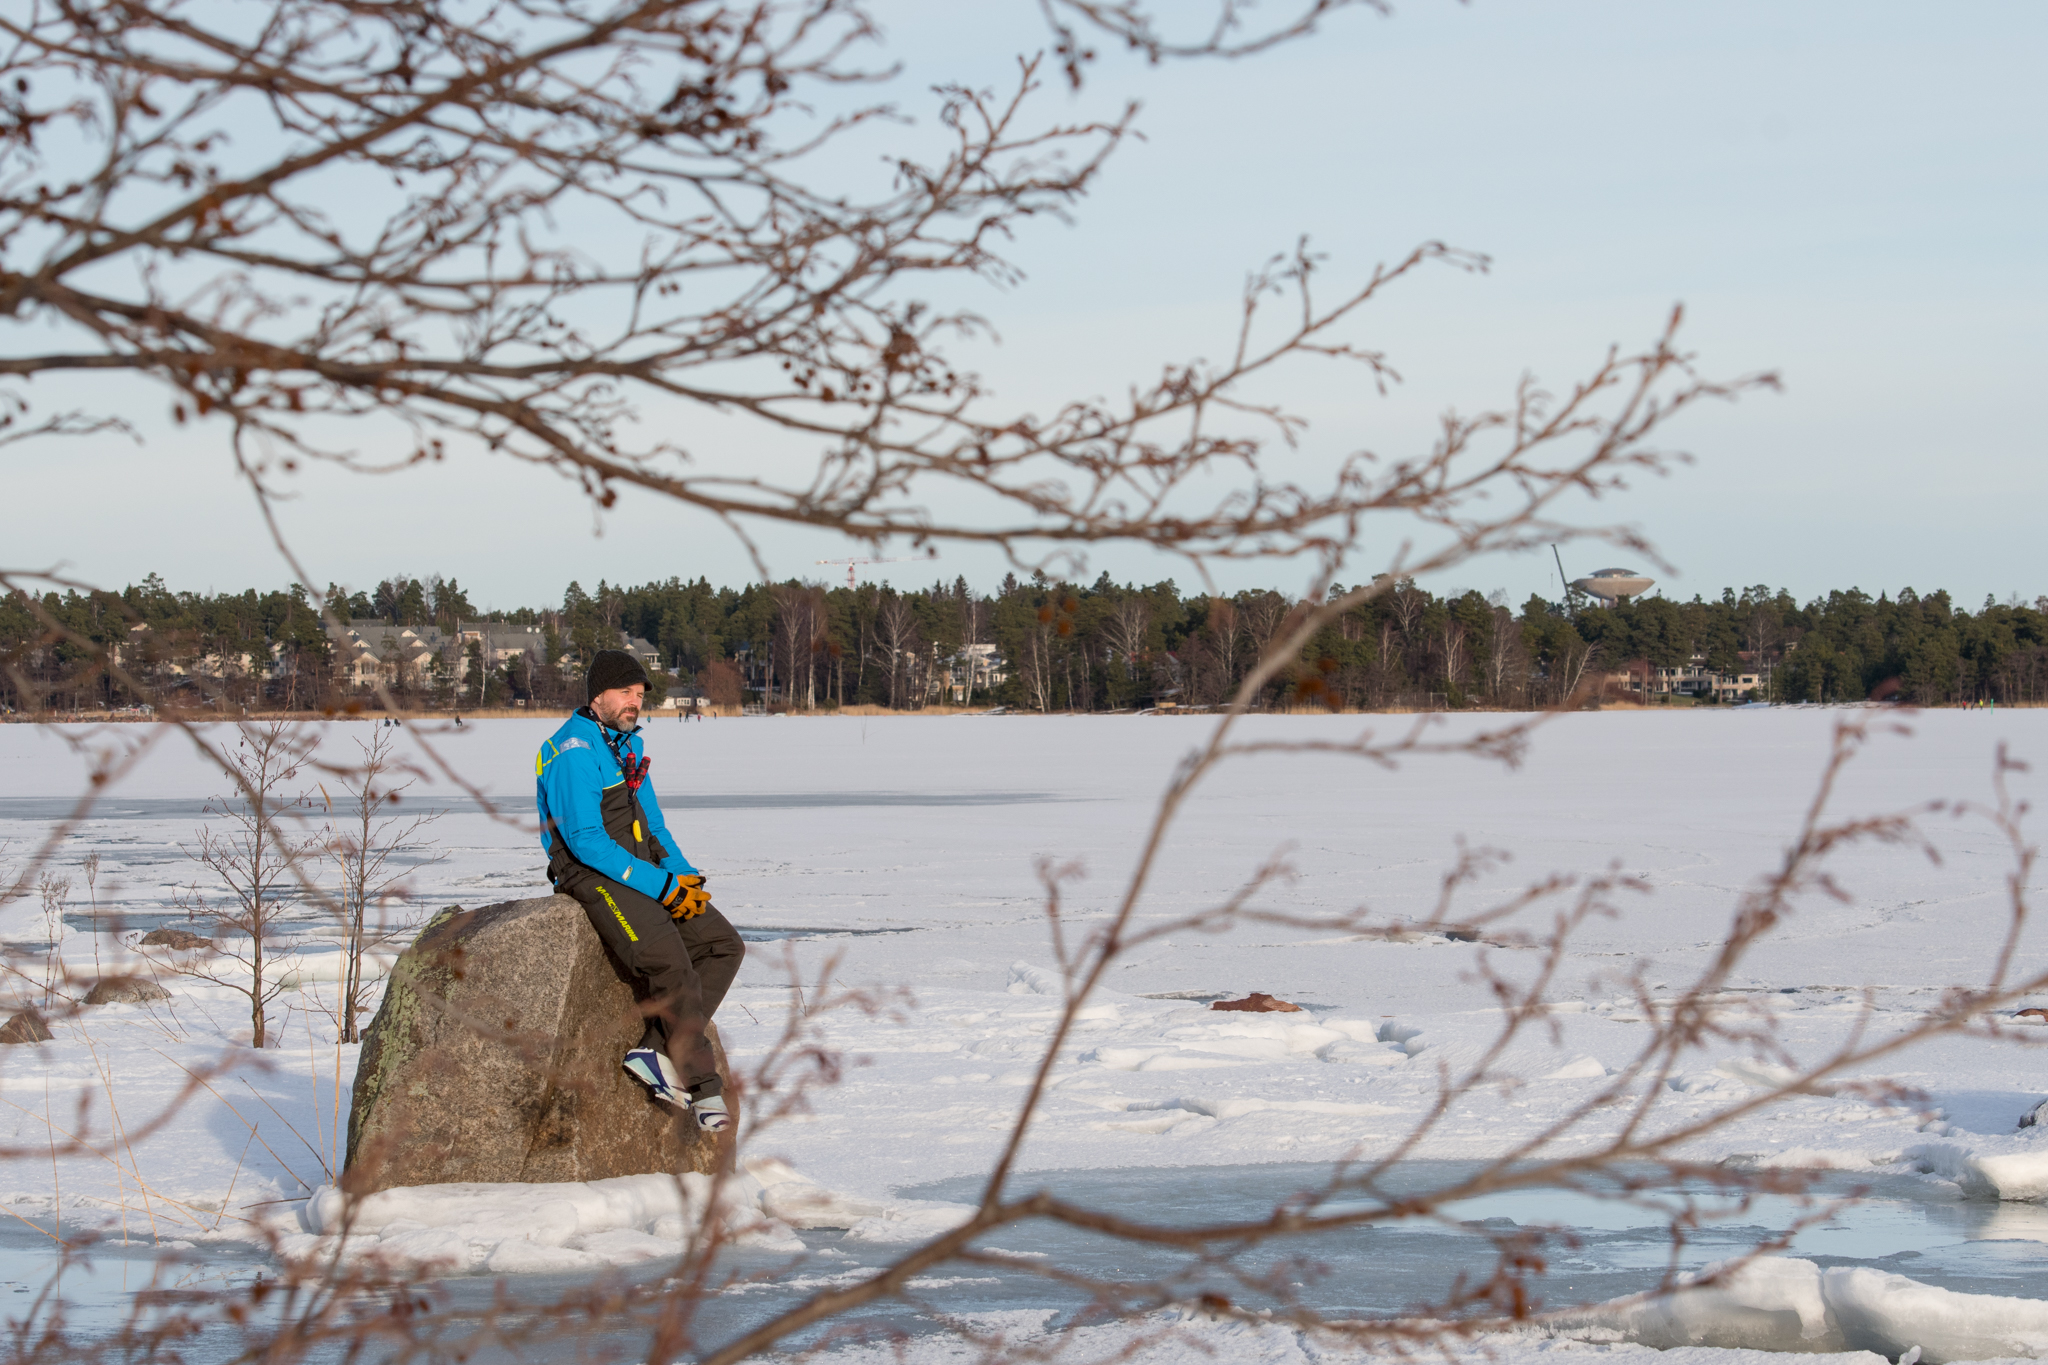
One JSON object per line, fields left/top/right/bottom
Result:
{"left": 816, "top": 555, "right": 933, "bottom": 591}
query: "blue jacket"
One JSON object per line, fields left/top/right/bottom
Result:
{"left": 536, "top": 709, "right": 697, "bottom": 900}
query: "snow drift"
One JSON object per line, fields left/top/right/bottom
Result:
{"left": 284, "top": 1160, "right": 968, "bottom": 1275}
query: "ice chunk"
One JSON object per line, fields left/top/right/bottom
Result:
{"left": 839, "top": 1200, "right": 977, "bottom": 1245}
{"left": 1824, "top": 1264, "right": 2048, "bottom": 1361}
{"left": 1556, "top": 1256, "right": 1841, "bottom": 1351}
{"left": 1558, "top": 1255, "right": 2048, "bottom": 1363}
{"left": 752, "top": 1158, "right": 888, "bottom": 1230}
{"left": 1908, "top": 1139, "right": 2048, "bottom": 1201}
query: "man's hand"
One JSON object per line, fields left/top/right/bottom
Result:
{"left": 663, "top": 873, "right": 712, "bottom": 920}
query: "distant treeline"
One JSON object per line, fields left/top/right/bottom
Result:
{"left": 6, "top": 571, "right": 2047, "bottom": 713}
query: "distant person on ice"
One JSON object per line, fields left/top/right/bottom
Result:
{"left": 535, "top": 649, "right": 742, "bottom": 1132}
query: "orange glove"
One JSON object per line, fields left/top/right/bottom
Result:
{"left": 662, "top": 873, "right": 712, "bottom": 920}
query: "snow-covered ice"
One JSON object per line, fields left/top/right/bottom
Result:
{"left": 2, "top": 708, "right": 2048, "bottom": 1359}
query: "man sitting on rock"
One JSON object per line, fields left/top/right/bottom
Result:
{"left": 536, "top": 649, "right": 743, "bottom": 1132}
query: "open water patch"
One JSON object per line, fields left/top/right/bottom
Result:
{"left": 890, "top": 1161, "right": 2048, "bottom": 1315}
{"left": 11, "top": 1161, "right": 2048, "bottom": 1361}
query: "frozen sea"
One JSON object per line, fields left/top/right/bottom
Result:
{"left": 3, "top": 707, "right": 2048, "bottom": 1362}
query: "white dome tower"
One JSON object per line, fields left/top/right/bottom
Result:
{"left": 1571, "top": 567, "right": 1654, "bottom": 604}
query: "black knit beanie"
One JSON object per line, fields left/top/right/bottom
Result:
{"left": 586, "top": 648, "right": 651, "bottom": 701}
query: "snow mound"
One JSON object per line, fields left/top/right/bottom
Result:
{"left": 1542, "top": 1056, "right": 1609, "bottom": 1081}
{"left": 1557, "top": 1255, "right": 2048, "bottom": 1362}
{"left": 1710, "top": 1059, "right": 1839, "bottom": 1095}
{"left": 283, "top": 1160, "right": 893, "bottom": 1274}
{"left": 1006, "top": 962, "right": 1066, "bottom": 996}
{"left": 1318, "top": 1039, "right": 1407, "bottom": 1066}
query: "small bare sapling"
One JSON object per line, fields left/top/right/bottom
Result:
{"left": 172, "top": 721, "right": 318, "bottom": 1049}
{"left": 321, "top": 726, "right": 443, "bottom": 1043}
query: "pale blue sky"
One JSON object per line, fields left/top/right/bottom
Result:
{"left": 10, "top": 1, "right": 2044, "bottom": 610}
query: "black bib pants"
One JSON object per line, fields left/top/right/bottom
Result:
{"left": 547, "top": 781, "right": 744, "bottom": 1100}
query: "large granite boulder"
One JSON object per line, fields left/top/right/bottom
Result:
{"left": 344, "top": 894, "right": 727, "bottom": 1193}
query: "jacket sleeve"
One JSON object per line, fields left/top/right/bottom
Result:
{"left": 538, "top": 740, "right": 680, "bottom": 895}
{"left": 639, "top": 778, "right": 699, "bottom": 878}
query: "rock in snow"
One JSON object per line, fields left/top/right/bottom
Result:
{"left": 1210, "top": 993, "right": 1302, "bottom": 1013}
{"left": 0, "top": 1008, "right": 51, "bottom": 1044}
{"left": 345, "top": 894, "right": 726, "bottom": 1193}
{"left": 83, "top": 976, "right": 172, "bottom": 1004}
{"left": 139, "top": 927, "right": 211, "bottom": 950}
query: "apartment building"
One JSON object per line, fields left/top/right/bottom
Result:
{"left": 1604, "top": 652, "right": 1764, "bottom": 703}
{"left": 936, "top": 642, "right": 1007, "bottom": 703}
